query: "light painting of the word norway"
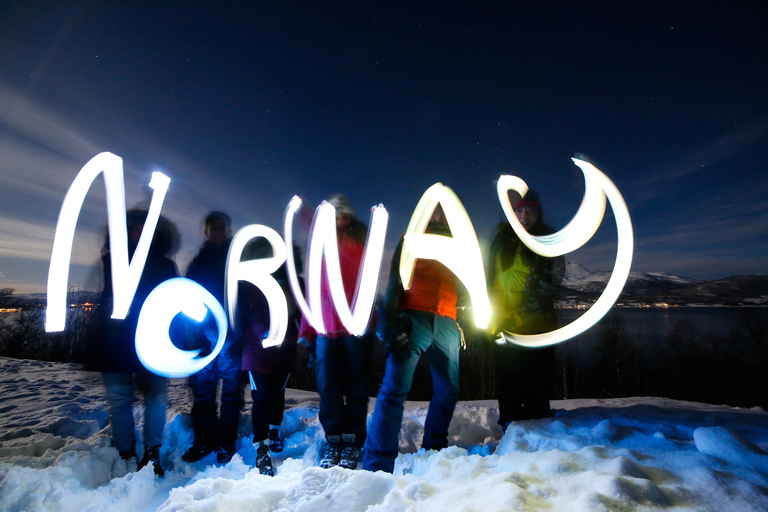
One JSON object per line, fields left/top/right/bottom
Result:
{"left": 45, "top": 152, "right": 632, "bottom": 377}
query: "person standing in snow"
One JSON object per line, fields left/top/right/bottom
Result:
{"left": 298, "top": 194, "right": 375, "bottom": 470}
{"left": 238, "top": 238, "right": 302, "bottom": 476}
{"left": 182, "top": 211, "right": 245, "bottom": 464}
{"left": 486, "top": 190, "right": 564, "bottom": 429}
{"left": 362, "top": 205, "right": 464, "bottom": 474}
{"left": 89, "top": 209, "right": 179, "bottom": 476}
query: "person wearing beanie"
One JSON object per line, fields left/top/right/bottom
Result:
{"left": 298, "top": 194, "right": 375, "bottom": 470}
{"left": 486, "top": 190, "right": 564, "bottom": 429}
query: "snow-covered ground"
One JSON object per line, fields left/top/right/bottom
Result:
{"left": 1, "top": 357, "right": 767, "bottom": 511}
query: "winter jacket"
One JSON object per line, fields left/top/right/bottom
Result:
{"left": 184, "top": 239, "right": 239, "bottom": 355}
{"left": 298, "top": 232, "right": 369, "bottom": 344}
{"left": 240, "top": 266, "right": 300, "bottom": 375}
{"left": 486, "top": 223, "right": 564, "bottom": 336}
{"left": 88, "top": 247, "right": 178, "bottom": 373}
{"left": 377, "top": 223, "right": 459, "bottom": 343}
{"left": 186, "top": 239, "right": 231, "bottom": 306}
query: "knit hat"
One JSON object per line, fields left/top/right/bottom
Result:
{"left": 328, "top": 194, "right": 355, "bottom": 216}
{"left": 513, "top": 190, "right": 541, "bottom": 212}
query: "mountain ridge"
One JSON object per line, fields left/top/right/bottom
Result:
{"left": 563, "top": 261, "right": 768, "bottom": 306}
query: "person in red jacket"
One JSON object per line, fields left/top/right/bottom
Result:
{"left": 362, "top": 205, "right": 463, "bottom": 474}
{"left": 298, "top": 194, "right": 375, "bottom": 470}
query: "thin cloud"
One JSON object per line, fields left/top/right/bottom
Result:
{"left": 0, "top": 83, "right": 101, "bottom": 162}
{"left": 0, "top": 215, "right": 101, "bottom": 264}
{"left": 631, "top": 124, "right": 767, "bottom": 202}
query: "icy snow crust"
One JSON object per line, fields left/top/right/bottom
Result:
{"left": 1, "top": 357, "right": 767, "bottom": 511}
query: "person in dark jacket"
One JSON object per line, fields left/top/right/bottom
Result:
{"left": 90, "top": 209, "right": 179, "bottom": 476}
{"left": 238, "top": 238, "right": 301, "bottom": 476}
{"left": 487, "top": 190, "right": 564, "bottom": 429}
{"left": 182, "top": 211, "right": 245, "bottom": 464}
{"left": 362, "top": 205, "right": 464, "bottom": 474}
{"left": 298, "top": 194, "right": 375, "bottom": 470}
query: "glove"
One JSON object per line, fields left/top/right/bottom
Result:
{"left": 297, "top": 337, "right": 316, "bottom": 369}
{"left": 378, "top": 312, "right": 412, "bottom": 360}
{"left": 384, "top": 331, "right": 411, "bottom": 360}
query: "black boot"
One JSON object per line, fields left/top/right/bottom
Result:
{"left": 319, "top": 435, "right": 342, "bottom": 469}
{"left": 182, "top": 442, "right": 214, "bottom": 463}
{"left": 256, "top": 441, "right": 276, "bottom": 476}
{"left": 217, "top": 444, "right": 236, "bottom": 464}
{"left": 268, "top": 428, "right": 284, "bottom": 453}
{"left": 138, "top": 446, "right": 164, "bottom": 477}
{"left": 338, "top": 433, "right": 359, "bottom": 470}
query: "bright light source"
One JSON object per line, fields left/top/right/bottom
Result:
{"left": 495, "top": 158, "right": 633, "bottom": 347}
{"left": 400, "top": 183, "right": 490, "bottom": 328}
{"left": 46, "top": 153, "right": 169, "bottom": 331}
{"left": 226, "top": 225, "right": 289, "bottom": 348}
{"left": 135, "top": 277, "right": 227, "bottom": 378}
{"left": 284, "top": 197, "right": 388, "bottom": 336}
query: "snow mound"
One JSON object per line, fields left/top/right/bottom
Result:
{"left": 2, "top": 358, "right": 768, "bottom": 511}
{"left": 694, "top": 426, "right": 768, "bottom": 472}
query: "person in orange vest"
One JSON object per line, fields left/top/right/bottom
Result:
{"left": 363, "top": 205, "right": 464, "bottom": 473}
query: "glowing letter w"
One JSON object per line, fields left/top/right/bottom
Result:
{"left": 284, "top": 196, "right": 388, "bottom": 337}
{"left": 45, "top": 152, "right": 170, "bottom": 331}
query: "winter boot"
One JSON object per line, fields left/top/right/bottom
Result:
{"left": 182, "top": 442, "right": 214, "bottom": 463}
{"left": 217, "top": 444, "right": 236, "bottom": 464}
{"left": 255, "top": 441, "right": 276, "bottom": 476}
{"left": 338, "top": 433, "right": 359, "bottom": 470}
{"left": 119, "top": 450, "right": 138, "bottom": 473}
{"left": 268, "top": 427, "right": 284, "bottom": 453}
{"left": 138, "top": 446, "right": 164, "bottom": 477}
{"left": 319, "top": 435, "right": 342, "bottom": 469}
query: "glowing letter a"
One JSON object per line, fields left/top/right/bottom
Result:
{"left": 45, "top": 152, "right": 170, "bottom": 331}
{"left": 400, "top": 183, "right": 490, "bottom": 328}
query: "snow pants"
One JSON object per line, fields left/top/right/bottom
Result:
{"left": 102, "top": 371, "right": 167, "bottom": 457}
{"left": 362, "top": 310, "right": 461, "bottom": 473}
{"left": 188, "top": 339, "right": 244, "bottom": 449}
{"left": 249, "top": 371, "right": 289, "bottom": 442}
{"left": 494, "top": 343, "right": 554, "bottom": 424}
{"left": 315, "top": 333, "right": 374, "bottom": 447}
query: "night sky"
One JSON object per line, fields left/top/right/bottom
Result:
{"left": 1, "top": 1, "right": 766, "bottom": 294}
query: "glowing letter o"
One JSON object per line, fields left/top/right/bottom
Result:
{"left": 135, "top": 278, "right": 228, "bottom": 378}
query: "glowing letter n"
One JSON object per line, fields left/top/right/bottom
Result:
{"left": 45, "top": 152, "right": 170, "bottom": 331}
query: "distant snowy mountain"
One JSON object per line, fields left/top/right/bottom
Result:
{"left": 563, "top": 261, "right": 703, "bottom": 293}
{"left": 563, "top": 262, "right": 768, "bottom": 306}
